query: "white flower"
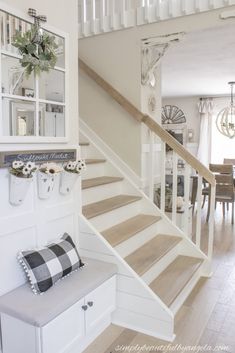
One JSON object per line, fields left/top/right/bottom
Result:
{"left": 71, "top": 162, "right": 77, "bottom": 170}
{"left": 22, "top": 167, "right": 31, "bottom": 176}
{"left": 26, "top": 161, "right": 36, "bottom": 170}
{"left": 76, "top": 165, "right": 83, "bottom": 173}
{"left": 12, "top": 160, "right": 24, "bottom": 169}
{"left": 40, "top": 163, "right": 62, "bottom": 175}
{"left": 66, "top": 161, "right": 73, "bottom": 170}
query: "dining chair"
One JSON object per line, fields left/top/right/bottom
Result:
{"left": 223, "top": 159, "right": 235, "bottom": 210}
{"left": 224, "top": 158, "right": 235, "bottom": 165}
{"left": 207, "top": 164, "right": 234, "bottom": 224}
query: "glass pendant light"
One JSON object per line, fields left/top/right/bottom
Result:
{"left": 216, "top": 82, "right": 235, "bottom": 139}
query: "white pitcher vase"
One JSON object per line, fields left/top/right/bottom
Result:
{"left": 60, "top": 170, "right": 78, "bottom": 195}
{"left": 9, "top": 174, "right": 33, "bottom": 206}
{"left": 37, "top": 172, "right": 57, "bottom": 200}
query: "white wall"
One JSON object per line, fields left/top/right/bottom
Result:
{"left": 0, "top": 0, "right": 79, "bottom": 299}
{"left": 79, "top": 6, "right": 233, "bottom": 175}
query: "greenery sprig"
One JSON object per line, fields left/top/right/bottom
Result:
{"left": 13, "top": 25, "right": 58, "bottom": 77}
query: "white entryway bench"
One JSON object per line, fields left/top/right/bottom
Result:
{"left": 0, "top": 258, "right": 117, "bottom": 353}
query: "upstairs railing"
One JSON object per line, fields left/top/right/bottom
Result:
{"left": 79, "top": 58, "right": 216, "bottom": 261}
{"left": 78, "top": 0, "right": 235, "bottom": 37}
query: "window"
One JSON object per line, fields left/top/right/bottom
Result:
{"left": 0, "top": 7, "right": 68, "bottom": 143}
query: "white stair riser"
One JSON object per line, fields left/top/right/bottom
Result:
{"left": 87, "top": 200, "right": 143, "bottom": 232}
{"left": 115, "top": 221, "right": 163, "bottom": 258}
{"left": 80, "top": 144, "right": 104, "bottom": 160}
{"left": 82, "top": 181, "right": 124, "bottom": 206}
{"left": 83, "top": 163, "right": 106, "bottom": 179}
{"left": 142, "top": 241, "right": 182, "bottom": 285}
{"left": 117, "top": 274, "right": 152, "bottom": 300}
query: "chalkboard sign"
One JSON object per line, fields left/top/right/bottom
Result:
{"left": 0, "top": 149, "right": 77, "bottom": 168}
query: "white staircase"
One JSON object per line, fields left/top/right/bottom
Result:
{"left": 78, "top": 0, "right": 235, "bottom": 38}
{"left": 78, "top": 121, "right": 210, "bottom": 341}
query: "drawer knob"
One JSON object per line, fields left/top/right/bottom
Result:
{"left": 82, "top": 305, "right": 88, "bottom": 311}
{"left": 87, "top": 301, "right": 94, "bottom": 307}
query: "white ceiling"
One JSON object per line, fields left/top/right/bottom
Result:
{"left": 162, "top": 24, "right": 235, "bottom": 98}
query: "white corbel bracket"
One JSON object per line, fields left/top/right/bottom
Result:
{"left": 141, "top": 32, "right": 185, "bottom": 87}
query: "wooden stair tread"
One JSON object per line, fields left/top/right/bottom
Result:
{"left": 82, "top": 195, "right": 142, "bottom": 219}
{"left": 82, "top": 176, "right": 123, "bottom": 190}
{"left": 150, "top": 255, "right": 203, "bottom": 307}
{"left": 125, "top": 234, "right": 182, "bottom": 276}
{"left": 79, "top": 142, "right": 89, "bottom": 146}
{"left": 85, "top": 159, "right": 106, "bottom": 164}
{"left": 101, "top": 214, "right": 161, "bottom": 247}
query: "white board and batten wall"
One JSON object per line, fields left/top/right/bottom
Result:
{"left": 0, "top": 0, "right": 79, "bottom": 293}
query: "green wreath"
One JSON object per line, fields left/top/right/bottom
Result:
{"left": 13, "top": 25, "right": 58, "bottom": 77}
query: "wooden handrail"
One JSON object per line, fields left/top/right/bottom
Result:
{"left": 79, "top": 58, "right": 215, "bottom": 186}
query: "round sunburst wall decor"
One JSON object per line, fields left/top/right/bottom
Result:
{"left": 162, "top": 105, "right": 186, "bottom": 124}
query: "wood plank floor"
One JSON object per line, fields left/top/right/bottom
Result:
{"left": 83, "top": 204, "right": 235, "bottom": 353}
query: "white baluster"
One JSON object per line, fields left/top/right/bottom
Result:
{"left": 92, "top": 0, "right": 96, "bottom": 20}
{"left": 148, "top": 130, "right": 155, "bottom": 201}
{"left": 156, "top": 0, "right": 161, "bottom": 20}
{"left": 172, "top": 152, "right": 178, "bottom": 224}
{"left": 102, "top": 0, "right": 106, "bottom": 17}
{"left": 1, "top": 12, "right": 6, "bottom": 50}
{"left": 168, "top": 0, "right": 173, "bottom": 17}
{"left": 196, "top": 175, "right": 202, "bottom": 248}
{"left": 110, "top": 0, "right": 116, "bottom": 28}
{"left": 208, "top": 0, "right": 215, "bottom": 9}
{"left": 194, "top": 0, "right": 200, "bottom": 12}
{"left": 144, "top": 0, "right": 150, "bottom": 22}
{"left": 208, "top": 184, "right": 216, "bottom": 259}
{"left": 181, "top": 0, "right": 187, "bottom": 14}
{"left": 160, "top": 141, "right": 166, "bottom": 212}
{"left": 183, "top": 164, "right": 190, "bottom": 236}
{"left": 82, "top": 0, "right": 87, "bottom": 22}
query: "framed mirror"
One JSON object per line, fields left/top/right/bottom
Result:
{"left": 0, "top": 5, "right": 68, "bottom": 143}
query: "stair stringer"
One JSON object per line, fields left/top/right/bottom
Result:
{"left": 79, "top": 214, "right": 175, "bottom": 342}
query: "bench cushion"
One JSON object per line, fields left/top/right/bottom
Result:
{"left": 0, "top": 258, "right": 117, "bottom": 327}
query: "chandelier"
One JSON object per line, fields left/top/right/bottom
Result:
{"left": 216, "top": 82, "right": 235, "bottom": 138}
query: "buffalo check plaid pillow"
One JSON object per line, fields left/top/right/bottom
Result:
{"left": 18, "top": 233, "right": 84, "bottom": 294}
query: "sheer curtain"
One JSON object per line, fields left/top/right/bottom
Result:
{"left": 197, "top": 98, "right": 214, "bottom": 167}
